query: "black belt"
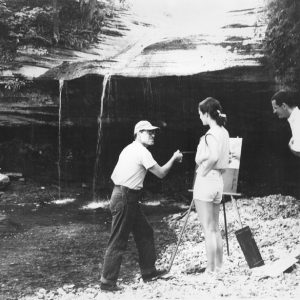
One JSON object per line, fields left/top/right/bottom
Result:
{"left": 115, "top": 185, "right": 142, "bottom": 194}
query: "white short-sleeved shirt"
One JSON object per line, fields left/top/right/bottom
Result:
{"left": 195, "top": 126, "right": 230, "bottom": 171}
{"left": 288, "top": 106, "right": 300, "bottom": 152}
{"left": 111, "top": 141, "right": 157, "bottom": 190}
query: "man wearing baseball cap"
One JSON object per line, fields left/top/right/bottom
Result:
{"left": 100, "top": 120, "right": 183, "bottom": 291}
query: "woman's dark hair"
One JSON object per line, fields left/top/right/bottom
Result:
{"left": 198, "top": 97, "right": 227, "bottom": 126}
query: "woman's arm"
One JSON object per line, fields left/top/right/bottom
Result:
{"left": 198, "top": 134, "right": 219, "bottom": 177}
{"left": 195, "top": 137, "right": 209, "bottom": 166}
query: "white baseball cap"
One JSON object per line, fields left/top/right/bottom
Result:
{"left": 134, "top": 120, "right": 159, "bottom": 134}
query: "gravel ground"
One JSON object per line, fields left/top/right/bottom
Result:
{"left": 18, "top": 194, "right": 299, "bottom": 300}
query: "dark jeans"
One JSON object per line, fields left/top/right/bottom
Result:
{"left": 101, "top": 185, "right": 156, "bottom": 284}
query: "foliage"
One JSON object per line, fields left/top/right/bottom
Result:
{"left": 0, "top": 40, "right": 16, "bottom": 62}
{"left": 263, "top": 0, "right": 300, "bottom": 88}
{"left": 0, "top": 0, "right": 126, "bottom": 62}
{"left": 4, "top": 77, "right": 26, "bottom": 91}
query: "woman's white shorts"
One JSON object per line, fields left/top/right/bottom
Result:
{"left": 193, "top": 170, "right": 223, "bottom": 204}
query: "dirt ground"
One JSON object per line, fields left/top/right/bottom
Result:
{"left": 0, "top": 180, "right": 299, "bottom": 300}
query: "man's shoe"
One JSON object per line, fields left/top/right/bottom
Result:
{"left": 100, "top": 282, "right": 122, "bottom": 292}
{"left": 142, "top": 269, "right": 168, "bottom": 282}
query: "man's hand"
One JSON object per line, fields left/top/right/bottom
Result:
{"left": 173, "top": 150, "right": 183, "bottom": 163}
{"left": 149, "top": 150, "right": 183, "bottom": 179}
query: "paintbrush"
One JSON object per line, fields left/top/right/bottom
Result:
{"left": 181, "top": 151, "right": 195, "bottom": 154}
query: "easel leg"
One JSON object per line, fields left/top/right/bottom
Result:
{"left": 167, "top": 199, "right": 194, "bottom": 273}
{"left": 231, "top": 195, "right": 243, "bottom": 227}
{"left": 222, "top": 199, "right": 230, "bottom": 256}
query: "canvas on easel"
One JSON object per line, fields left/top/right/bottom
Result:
{"left": 222, "top": 137, "right": 243, "bottom": 195}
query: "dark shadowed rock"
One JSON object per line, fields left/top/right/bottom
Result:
{"left": 0, "top": 213, "right": 22, "bottom": 234}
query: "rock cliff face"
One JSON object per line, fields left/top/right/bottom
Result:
{"left": 0, "top": 80, "right": 58, "bottom": 127}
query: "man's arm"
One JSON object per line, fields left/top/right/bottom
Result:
{"left": 290, "top": 148, "right": 300, "bottom": 157}
{"left": 148, "top": 150, "right": 182, "bottom": 179}
{"left": 289, "top": 138, "right": 300, "bottom": 157}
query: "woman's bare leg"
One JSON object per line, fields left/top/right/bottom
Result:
{"left": 194, "top": 200, "right": 220, "bottom": 272}
{"left": 213, "top": 202, "right": 223, "bottom": 269}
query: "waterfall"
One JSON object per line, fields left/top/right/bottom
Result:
{"left": 58, "top": 79, "right": 64, "bottom": 199}
{"left": 92, "top": 74, "right": 111, "bottom": 201}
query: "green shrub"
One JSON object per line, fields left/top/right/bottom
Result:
{"left": 263, "top": 0, "right": 300, "bottom": 88}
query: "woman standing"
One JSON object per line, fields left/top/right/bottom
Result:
{"left": 193, "top": 97, "right": 230, "bottom": 275}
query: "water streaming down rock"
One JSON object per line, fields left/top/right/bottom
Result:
{"left": 92, "top": 74, "right": 111, "bottom": 200}
{"left": 146, "top": 78, "right": 153, "bottom": 114}
{"left": 58, "top": 79, "right": 64, "bottom": 199}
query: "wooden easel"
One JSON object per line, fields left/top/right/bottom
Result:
{"left": 221, "top": 137, "right": 243, "bottom": 255}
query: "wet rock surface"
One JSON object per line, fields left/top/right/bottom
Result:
{"left": 0, "top": 181, "right": 299, "bottom": 299}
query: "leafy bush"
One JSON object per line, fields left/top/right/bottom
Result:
{"left": 0, "top": 0, "right": 126, "bottom": 62}
{"left": 4, "top": 77, "right": 26, "bottom": 91}
{"left": 263, "top": 0, "right": 300, "bottom": 88}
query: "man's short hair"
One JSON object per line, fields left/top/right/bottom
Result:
{"left": 271, "top": 90, "right": 299, "bottom": 107}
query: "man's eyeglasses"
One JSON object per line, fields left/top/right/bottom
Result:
{"left": 140, "top": 130, "right": 156, "bottom": 136}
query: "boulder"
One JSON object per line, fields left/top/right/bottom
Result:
{"left": 0, "top": 173, "right": 10, "bottom": 190}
